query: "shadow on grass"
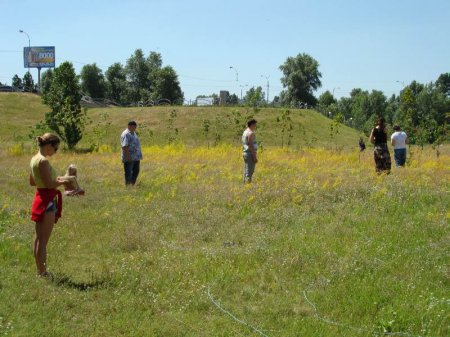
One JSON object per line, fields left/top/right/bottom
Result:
{"left": 49, "top": 273, "right": 111, "bottom": 291}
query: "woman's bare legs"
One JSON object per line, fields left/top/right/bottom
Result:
{"left": 34, "top": 211, "right": 55, "bottom": 276}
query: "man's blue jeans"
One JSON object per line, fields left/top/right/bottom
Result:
{"left": 394, "top": 148, "right": 407, "bottom": 167}
{"left": 124, "top": 160, "right": 140, "bottom": 185}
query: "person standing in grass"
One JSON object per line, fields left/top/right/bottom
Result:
{"left": 121, "top": 120, "right": 143, "bottom": 186}
{"left": 242, "top": 119, "right": 258, "bottom": 183}
{"left": 29, "top": 133, "right": 65, "bottom": 277}
{"left": 369, "top": 117, "right": 391, "bottom": 174}
{"left": 391, "top": 125, "right": 409, "bottom": 167}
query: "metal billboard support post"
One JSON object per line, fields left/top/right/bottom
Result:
{"left": 38, "top": 67, "right": 41, "bottom": 90}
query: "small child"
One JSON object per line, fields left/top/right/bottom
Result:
{"left": 62, "top": 164, "right": 85, "bottom": 196}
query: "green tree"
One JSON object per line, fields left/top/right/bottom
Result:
{"left": 317, "top": 90, "right": 336, "bottom": 115}
{"left": 126, "top": 49, "right": 150, "bottom": 103}
{"left": 146, "top": 51, "right": 163, "bottom": 84}
{"left": 80, "top": 63, "right": 106, "bottom": 98}
{"left": 40, "top": 69, "right": 54, "bottom": 95}
{"left": 150, "top": 66, "right": 183, "bottom": 104}
{"left": 228, "top": 93, "right": 239, "bottom": 105}
{"left": 41, "top": 62, "right": 85, "bottom": 149}
{"left": 244, "top": 86, "right": 265, "bottom": 108}
{"left": 22, "top": 72, "right": 34, "bottom": 92}
{"left": 279, "top": 53, "right": 322, "bottom": 106}
{"left": 12, "top": 74, "right": 22, "bottom": 89}
{"left": 436, "top": 72, "right": 450, "bottom": 96}
{"left": 318, "top": 90, "right": 336, "bottom": 107}
{"left": 105, "top": 63, "right": 128, "bottom": 104}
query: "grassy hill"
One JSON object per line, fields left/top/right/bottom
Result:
{"left": 0, "top": 92, "right": 448, "bottom": 336}
{"left": 0, "top": 92, "right": 361, "bottom": 152}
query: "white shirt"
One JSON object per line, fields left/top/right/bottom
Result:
{"left": 391, "top": 131, "right": 408, "bottom": 149}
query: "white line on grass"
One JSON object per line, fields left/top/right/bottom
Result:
{"left": 303, "top": 284, "right": 418, "bottom": 337}
{"left": 207, "top": 285, "right": 269, "bottom": 337}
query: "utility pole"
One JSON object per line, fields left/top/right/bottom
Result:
{"left": 261, "top": 75, "right": 270, "bottom": 103}
{"left": 19, "top": 29, "right": 31, "bottom": 74}
{"left": 229, "top": 66, "right": 238, "bottom": 82}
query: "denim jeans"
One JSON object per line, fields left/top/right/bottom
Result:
{"left": 123, "top": 160, "right": 140, "bottom": 185}
{"left": 394, "top": 148, "right": 407, "bottom": 167}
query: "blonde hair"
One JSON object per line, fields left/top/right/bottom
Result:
{"left": 66, "top": 164, "right": 78, "bottom": 176}
{"left": 37, "top": 133, "right": 60, "bottom": 147}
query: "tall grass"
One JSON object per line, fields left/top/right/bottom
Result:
{"left": 0, "top": 144, "right": 448, "bottom": 336}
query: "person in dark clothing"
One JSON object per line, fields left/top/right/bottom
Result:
{"left": 369, "top": 117, "right": 391, "bottom": 173}
{"left": 359, "top": 137, "right": 366, "bottom": 152}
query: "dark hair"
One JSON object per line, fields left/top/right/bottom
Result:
{"left": 128, "top": 120, "right": 137, "bottom": 126}
{"left": 377, "top": 117, "right": 386, "bottom": 129}
{"left": 37, "top": 133, "right": 60, "bottom": 147}
{"left": 247, "top": 119, "right": 257, "bottom": 127}
{"left": 393, "top": 125, "right": 400, "bottom": 131}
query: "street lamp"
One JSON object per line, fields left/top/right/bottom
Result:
{"left": 332, "top": 87, "right": 340, "bottom": 96}
{"left": 19, "top": 29, "right": 31, "bottom": 73}
{"left": 261, "top": 75, "right": 270, "bottom": 103}
{"left": 239, "top": 84, "right": 248, "bottom": 102}
{"left": 229, "top": 66, "right": 238, "bottom": 82}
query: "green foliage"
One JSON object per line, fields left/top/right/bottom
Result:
{"left": 436, "top": 72, "right": 450, "bottom": 96}
{"left": 150, "top": 66, "right": 184, "bottom": 103}
{"left": 202, "top": 119, "right": 211, "bottom": 147}
{"left": 105, "top": 63, "right": 128, "bottom": 104}
{"left": 41, "top": 61, "right": 86, "bottom": 149}
{"left": 318, "top": 90, "right": 336, "bottom": 108}
{"left": 276, "top": 109, "right": 294, "bottom": 148}
{"left": 279, "top": 53, "right": 322, "bottom": 106}
{"left": 126, "top": 49, "right": 150, "bottom": 103}
{"left": 228, "top": 93, "right": 238, "bottom": 105}
{"left": 166, "top": 109, "right": 179, "bottom": 144}
{"left": 80, "top": 63, "right": 106, "bottom": 98}
{"left": 22, "top": 72, "right": 34, "bottom": 92}
{"left": 12, "top": 74, "right": 22, "bottom": 88}
{"left": 227, "top": 109, "right": 254, "bottom": 143}
{"left": 40, "top": 69, "right": 54, "bottom": 95}
{"left": 89, "top": 111, "right": 112, "bottom": 151}
{"left": 244, "top": 86, "right": 265, "bottom": 109}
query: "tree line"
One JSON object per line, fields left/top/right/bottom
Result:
{"left": 9, "top": 50, "right": 449, "bottom": 147}
{"left": 10, "top": 49, "right": 184, "bottom": 105}
{"left": 317, "top": 73, "right": 450, "bottom": 145}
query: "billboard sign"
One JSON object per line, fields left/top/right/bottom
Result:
{"left": 24, "top": 46, "right": 55, "bottom": 68}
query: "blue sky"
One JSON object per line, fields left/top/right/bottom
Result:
{"left": 1, "top": 0, "right": 449, "bottom": 102}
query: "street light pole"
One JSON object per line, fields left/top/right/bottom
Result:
{"left": 19, "top": 30, "right": 31, "bottom": 74}
{"left": 239, "top": 84, "right": 248, "bottom": 102}
{"left": 229, "top": 66, "right": 238, "bottom": 82}
{"left": 332, "top": 87, "right": 340, "bottom": 96}
{"left": 261, "top": 75, "right": 270, "bottom": 103}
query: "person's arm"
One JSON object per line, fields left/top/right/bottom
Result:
{"left": 121, "top": 134, "right": 132, "bottom": 162}
{"left": 122, "top": 146, "right": 132, "bottom": 162}
{"left": 405, "top": 133, "right": 409, "bottom": 145}
{"left": 369, "top": 129, "right": 375, "bottom": 144}
{"left": 391, "top": 134, "right": 395, "bottom": 147}
{"left": 38, "top": 159, "right": 64, "bottom": 189}
{"left": 248, "top": 133, "right": 258, "bottom": 163}
{"left": 29, "top": 173, "right": 36, "bottom": 186}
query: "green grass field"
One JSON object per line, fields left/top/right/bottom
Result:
{"left": 0, "top": 93, "right": 360, "bottom": 152}
{"left": 0, "top": 93, "right": 449, "bottom": 336}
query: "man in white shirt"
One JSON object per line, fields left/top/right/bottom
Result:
{"left": 391, "top": 125, "right": 409, "bottom": 167}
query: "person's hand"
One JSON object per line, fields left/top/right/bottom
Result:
{"left": 254, "top": 157, "right": 258, "bottom": 164}
{"left": 56, "top": 176, "right": 67, "bottom": 186}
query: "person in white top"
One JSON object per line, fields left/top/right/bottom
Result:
{"left": 391, "top": 125, "right": 409, "bottom": 167}
{"left": 242, "top": 119, "right": 258, "bottom": 183}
